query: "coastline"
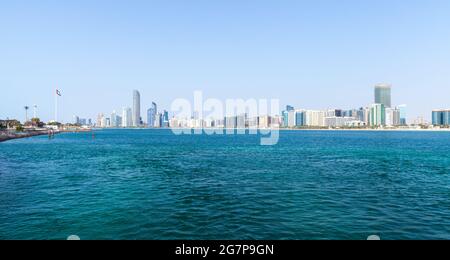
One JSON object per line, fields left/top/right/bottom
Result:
{"left": 94, "top": 127, "right": 450, "bottom": 132}
{"left": 0, "top": 130, "right": 57, "bottom": 143}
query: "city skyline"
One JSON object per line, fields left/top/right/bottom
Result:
{"left": 3, "top": 84, "right": 446, "bottom": 127}
{"left": 2, "top": 1, "right": 450, "bottom": 122}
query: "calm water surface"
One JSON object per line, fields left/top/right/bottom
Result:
{"left": 0, "top": 129, "right": 449, "bottom": 240}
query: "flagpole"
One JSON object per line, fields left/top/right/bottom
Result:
{"left": 55, "top": 89, "right": 58, "bottom": 122}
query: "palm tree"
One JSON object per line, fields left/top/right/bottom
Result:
{"left": 24, "top": 106, "right": 29, "bottom": 123}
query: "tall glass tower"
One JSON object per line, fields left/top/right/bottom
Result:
{"left": 147, "top": 102, "right": 157, "bottom": 128}
{"left": 132, "top": 90, "right": 141, "bottom": 127}
{"left": 374, "top": 84, "right": 392, "bottom": 108}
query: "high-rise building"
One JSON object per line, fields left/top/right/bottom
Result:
{"left": 432, "top": 109, "right": 450, "bottom": 126}
{"left": 287, "top": 110, "right": 296, "bottom": 127}
{"left": 397, "top": 104, "right": 407, "bottom": 125}
{"left": 356, "top": 107, "right": 365, "bottom": 122}
{"left": 375, "top": 84, "right": 392, "bottom": 108}
{"left": 385, "top": 108, "right": 401, "bottom": 126}
{"left": 132, "top": 90, "right": 141, "bottom": 127}
{"left": 163, "top": 110, "right": 169, "bottom": 128}
{"left": 97, "top": 113, "right": 104, "bottom": 127}
{"left": 370, "top": 104, "right": 386, "bottom": 126}
{"left": 295, "top": 110, "right": 306, "bottom": 127}
{"left": 305, "top": 110, "right": 326, "bottom": 127}
{"left": 122, "top": 107, "right": 132, "bottom": 127}
{"left": 147, "top": 102, "right": 157, "bottom": 128}
{"left": 363, "top": 107, "right": 371, "bottom": 126}
{"left": 286, "top": 105, "right": 294, "bottom": 112}
{"left": 282, "top": 110, "right": 289, "bottom": 127}
{"left": 111, "top": 111, "right": 117, "bottom": 127}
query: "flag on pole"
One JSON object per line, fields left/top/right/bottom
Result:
{"left": 56, "top": 89, "right": 62, "bottom": 96}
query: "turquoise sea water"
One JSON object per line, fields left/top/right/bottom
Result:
{"left": 0, "top": 129, "right": 449, "bottom": 240}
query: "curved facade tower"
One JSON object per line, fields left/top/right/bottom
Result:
{"left": 133, "top": 90, "right": 141, "bottom": 127}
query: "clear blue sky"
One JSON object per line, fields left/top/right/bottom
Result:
{"left": 1, "top": 0, "right": 450, "bottom": 123}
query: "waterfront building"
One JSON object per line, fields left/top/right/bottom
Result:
{"left": 324, "top": 117, "right": 355, "bottom": 127}
{"left": 305, "top": 110, "right": 326, "bottom": 127}
{"left": 432, "top": 109, "right": 450, "bottom": 126}
{"left": 342, "top": 109, "right": 358, "bottom": 118}
{"left": 282, "top": 110, "right": 289, "bottom": 127}
{"left": 147, "top": 102, "right": 157, "bottom": 128}
{"left": 326, "top": 109, "right": 336, "bottom": 117}
{"left": 363, "top": 107, "right": 371, "bottom": 126}
{"left": 225, "top": 116, "right": 237, "bottom": 129}
{"left": 385, "top": 108, "right": 401, "bottom": 126}
{"left": 356, "top": 107, "right": 365, "bottom": 122}
{"left": 397, "top": 104, "right": 408, "bottom": 125}
{"left": 122, "top": 107, "right": 132, "bottom": 127}
{"left": 295, "top": 110, "right": 306, "bottom": 127}
{"left": 163, "top": 110, "right": 169, "bottom": 128}
{"left": 287, "top": 110, "right": 296, "bottom": 127}
{"left": 370, "top": 104, "right": 386, "bottom": 126}
{"left": 326, "top": 109, "right": 343, "bottom": 118}
{"left": 97, "top": 113, "right": 104, "bottom": 127}
{"left": 132, "top": 90, "right": 141, "bottom": 127}
{"left": 258, "top": 116, "right": 271, "bottom": 128}
{"left": 375, "top": 84, "right": 392, "bottom": 108}
{"left": 154, "top": 113, "right": 162, "bottom": 128}
{"left": 111, "top": 111, "right": 118, "bottom": 127}
{"left": 247, "top": 117, "right": 258, "bottom": 128}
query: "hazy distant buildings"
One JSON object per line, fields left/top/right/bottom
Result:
{"left": 73, "top": 115, "right": 80, "bottom": 125}
{"left": 375, "top": 84, "right": 392, "bottom": 108}
{"left": 132, "top": 90, "right": 141, "bottom": 127}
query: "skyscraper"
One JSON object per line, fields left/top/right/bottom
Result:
{"left": 122, "top": 107, "right": 132, "bottom": 127}
{"left": 147, "top": 102, "right": 157, "bottom": 128}
{"left": 132, "top": 90, "right": 141, "bottom": 127}
{"left": 374, "top": 84, "right": 392, "bottom": 108}
{"left": 111, "top": 110, "right": 117, "bottom": 127}
{"left": 163, "top": 110, "right": 169, "bottom": 127}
